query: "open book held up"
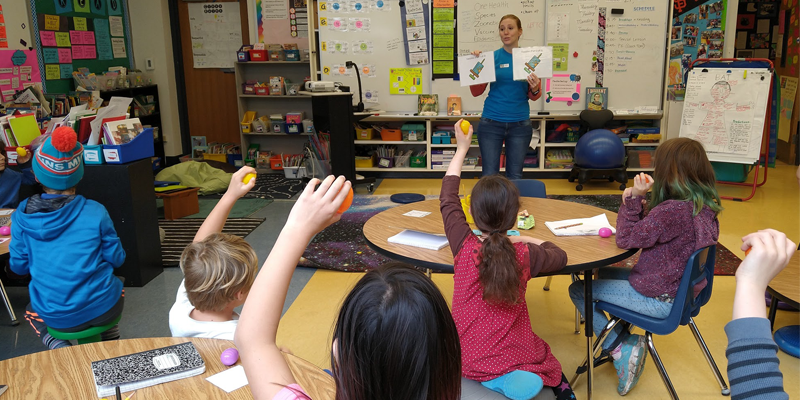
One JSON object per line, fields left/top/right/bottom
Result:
{"left": 544, "top": 214, "right": 616, "bottom": 237}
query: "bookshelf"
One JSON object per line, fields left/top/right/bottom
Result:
{"left": 98, "top": 85, "right": 165, "bottom": 168}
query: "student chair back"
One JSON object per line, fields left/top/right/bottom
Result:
{"left": 510, "top": 179, "right": 547, "bottom": 199}
{"left": 579, "top": 109, "right": 614, "bottom": 134}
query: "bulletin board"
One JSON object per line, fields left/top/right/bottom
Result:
{"left": 0, "top": 49, "right": 43, "bottom": 103}
{"left": 30, "top": 0, "right": 133, "bottom": 94}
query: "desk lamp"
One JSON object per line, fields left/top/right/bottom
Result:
{"left": 345, "top": 61, "right": 365, "bottom": 112}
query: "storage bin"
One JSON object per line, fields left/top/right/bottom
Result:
{"left": 380, "top": 128, "right": 401, "bottom": 141}
{"left": 377, "top": 156, "right": 394, "bottom": 168}
{"left": 270, "top": 156, "right": 284, "bottom": 170}
{"left": 268, "top": 49, "right": 285, "bottom": 61}
{"left": 283, "top": 166, "right": 307, "bottom": 179}
{"left": 271, "top": 121, "right": 284, "bottom": 133}
{"left": 711, "top": 162, "right": 750, "bottom": 183}
{"left": 241, "top": 111, "right": 256, "bottom": 133}
{"left": 102, "top": 128, "right": 156, "bottom": 164}
{"left": 237, "top": 46, "right": 252, "bottom": 62}
{"left": 394, "top": 154, "right": 411, "bottom": 168}
{"left": 302, "top": 119, "right": 314, "bottom": 133}
{"left": 355, "top": 154, "right": 376, "bottom": 168}
{"left": 227, "top": 154, "right": 243, "bottom": 165}
{"left": 626, "top": 148, "right": 655, "bottom": 168}
{"left": 356, "top": 128, "right": 375, "bottom": 140}
{"left": 255, "top": 86, "right": 269, "bottom": 96}
{"left": 244, "top": 158, "right": 256, "bottom": 167}
{"left": 401, "top": 123, "right": 425, "bottom": 141}
{"left": 204, "top": 153, "right": 227, "bottom": 163}
{"left": 285, "top": 49, "right": 301, "bottom": 61}
{"left": 249, "top": 49, "right": 267, "bottom": 61}
{"left": 410, "top": 155, "right": 426, "bottom": 168}
{"left": 242, "top": 82, "right": 256, "bottom": 94}
{"left": 83, "top": 144, "right": 104, "bottom": 164}
{"left": 286, "top": 123, "right": 301, "bottom": 134}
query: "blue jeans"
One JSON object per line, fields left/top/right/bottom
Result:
{"left": 568, "top": 268, "right": 673, "bottom": 350}
{"left": 477, "top": 118, "right": 533, "bottom": 180}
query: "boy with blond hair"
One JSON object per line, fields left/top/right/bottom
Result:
{"left": 169, "top": 167, "right": 258, "bottom": 340}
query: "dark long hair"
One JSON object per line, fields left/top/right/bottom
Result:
{"left": 331, "top": 263, "right": 461, "bottom": 400}
{"left": 470, "top": 175, "right": 523, "bottom": 305}
{"left": 650, "top": 138, "right": 723, "bottom": 216}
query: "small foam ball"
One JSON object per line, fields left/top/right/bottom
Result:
{"left": 221, "top": 348, "right": 239, "bottom": 366}
{"left": 574, "top": 129, "right": 625, "bottom": 169}
{"left": 243, "top": 173, "right": 257, "bottom": 184}
{"left": 745, "top": 247, "right": 751, "bottom": 257}
{"left": 459, "top": 120, "right": 471, "bottom": 135}
{"left": 51, "top": 127, "right": 78, "bottom": 153}
{"left": 16, "top": 147, "right": 26, "bottom": 157}
{"left": 337, "top": 187, "right": 354, "bottom": 214}
{"left": 598, "top": 227, "right": 613, "bottom": 238}
{"left": 0, "top": 226, "right": 10, "bottom": 236}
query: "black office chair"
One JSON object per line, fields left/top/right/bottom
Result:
{"left": 568, "top": 109, "right": 628, "bottom": 191}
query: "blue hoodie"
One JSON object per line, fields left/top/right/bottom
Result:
{"left": 10, "top": 194, "right": 125, "bottom": 329}
{"left": 0, "top": 165, "right": 36, "bottom": 209}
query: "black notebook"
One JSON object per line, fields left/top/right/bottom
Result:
{"left": 91, "top": 342, "right": 205, "bottom": 397}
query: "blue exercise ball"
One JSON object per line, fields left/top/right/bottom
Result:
{"left": 574, "top": 129, "right": 625, "bottom": 169}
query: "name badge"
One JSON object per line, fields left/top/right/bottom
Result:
{"left": 499, "top": 63, "right": 510, "bottom": 68}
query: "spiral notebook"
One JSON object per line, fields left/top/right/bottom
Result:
{"left": 91, "top": 342, "right": 206, "bottom": 397}
{"left": 388, "top": 230, "right": 450, "bottom": 251}
{"left": 544, "top": 214, "right": 616, "bottom": 237}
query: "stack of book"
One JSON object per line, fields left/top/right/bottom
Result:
{"left": 103, "top": 118, "right": 144, "bottom": 145}
{"left": 0, "top": 114, "right": 41, "bottom": 148}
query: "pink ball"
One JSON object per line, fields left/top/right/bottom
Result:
{"left": 221, "top": 348, "right": 239, "bottom": 366}
{"left": 598, "top": 227, "right": 613, "bottom": 238}
{"left": 0, "top": 226, "right": 10, "bottom": 236}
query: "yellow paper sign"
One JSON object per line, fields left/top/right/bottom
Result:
{"left": 389, "top": 68, "right": 423, "bottom": 95}
{"left": 55, "top": 32, "right": 71, "bottom": 47}
{"left": 320, "top": 17, "right": 327, "bottom": 26}
{"left": 45, "top": 64, "right": 60, "bottom": 80}
{"left": 319, "top": 2, "right": 327, "bottom": 11}
{"left": 74, "top": 17, "right": 87, "bottom": 31}
{"left": 323, "top": 66, "right": 330, "bottom": 75}
{"left": 44, "top": 15, "right": 60, "bottom": 31}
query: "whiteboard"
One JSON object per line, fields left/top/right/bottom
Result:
{"left": 679, "top": 68, "right": 771, "bottom": 164}
{"left": 542, "top": 0, "right": 668, "bottom": 112}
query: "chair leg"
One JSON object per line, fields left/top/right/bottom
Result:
{"left": 645, "top": 332, "right": 679, "bottom": 400}
{"left": 0, "top": 278, "right": 19, "bottom": 326}
{"left": 688, "top": 318, "right": 731, "bottom": 396}
{"left": 543, "top": 276, "right": 552, "bottom": 291}
{"left": 575, "top": 307, "right": 581, "bottom": 334}
{"left": 570, "top": 317, "right": 622, "bottom": 386}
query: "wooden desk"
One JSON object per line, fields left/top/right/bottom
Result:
{"left": 767, "top": 251, "right": 800, "bottom": 329}
{"left": 363, "top": 198, "right": 637, "bottom": 400}
{"left": 0, "top": 337, "right": 335, "bottom": 400}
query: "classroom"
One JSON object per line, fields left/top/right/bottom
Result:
{"left": 0, "top": 0, "right": 798, "bottom": 399}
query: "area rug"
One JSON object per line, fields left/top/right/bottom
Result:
{"left": 300, "top": 194, "right": 740, "bottom": 275}
{"left": 159, "top": 218, "right": 266, "bottom": 266}
{"left": 156, "top": 198, "right": 273, "bottom": 219}
{"left": 201, "top": 173, "right": 305, "bottom": 200}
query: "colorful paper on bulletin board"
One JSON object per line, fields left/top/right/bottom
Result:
{"left": 778, "top": 76, "right": 797, "bottom": 142}
{"left": 55, "top": 32, "right": 71, "bottom": 47}
{"left": 667, "top": 0, "right": 727, "bottom": 101}
{"left": 60, "top": 63, "right": 73, "bottom": 78}
{"left": 44, "top": 14, "right": 61, "bottom": 30}
{"left": 40, "top": 31, "right": 57, "bottom": 47}
{"left": 45, "top": 64, "right": 60, "bottom": 80}
{"left": 400, "top": 2, "right": 430, "bottom": 65}
{"left": 90, "top": 0, "right": 106, "bottom": 15}
{"left": 550, "top": 43, "right": 568, "bottom": 72}
{"left": 545, "top": 74, "right": 581, "bottom": 104}
{"left": 43, "top": 48, "right": 59, "bottom": 63}
{"left": 94, "top": 18, "right": 113, "bottom": 60}
{"left": 73, "top": 17, "right": 87, "bottom": 31}
{"left": 107, "top": 0, "right": 123, "bottom": 15}
{"left": 0, "top": 50, "right": 42, "bottom": 96}
{"left": 54, "top": 0, "right": 74, "bottom": 14}
{"left": 389, "top": 68, "right": 423, "bottom": 94}
{"left": 431, "top": 2, "right": 455, "bottom": 79}
{"left": 73, "top": 0, "right": 90, "bottom": 13}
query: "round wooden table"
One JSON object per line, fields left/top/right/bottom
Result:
{"left": 0, "top": 337, "right": 335, "bottom": 400}
{"left": 363, "top": 198, "right": 637, "bottom": 400}
{"left": 767, "top": 250, "right": 800, "bottom": 330}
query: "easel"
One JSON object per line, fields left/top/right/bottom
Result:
{"left": 686, "top": 58, "right": 774, "bottom": 202}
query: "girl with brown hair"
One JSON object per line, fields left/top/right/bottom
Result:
{"left": 569, "top": 137, "right": 723, "bottom": 396}
{"left": 441, "top": 121, "right": 574, "bottom": 400}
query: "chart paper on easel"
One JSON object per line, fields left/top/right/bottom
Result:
{"left": 679, "top": 68, "right": 771, "bottom": 164}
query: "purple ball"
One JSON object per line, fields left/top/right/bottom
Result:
{"left": 0, "top": 226, "right": 10, "bottom": 236}
{"left": 221, "top": 348, "right": 239, "bottom": 366}
{"left": 598, "top": 227, "right": 613, "bottom": 238}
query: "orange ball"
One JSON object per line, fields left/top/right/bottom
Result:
{"left": 460, "top": 120, "right": 471, "bottom": 135}
{"left": 337, "top": 186, "right": 354, "bottom": 214}
{"left": 745, "top": 247, "right": 751, "bottom": 257}
{"left": 243, "top": 173, "right": 257, "bottom": 184}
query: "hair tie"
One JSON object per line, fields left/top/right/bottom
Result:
{"left": 489, "top": 230, "right": 501, "bottom": 235}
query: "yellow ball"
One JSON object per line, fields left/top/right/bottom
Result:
{"left": 243, "top": 173, "right": 257, "bottom": 184}
{"left": 16, "top": 147, "right": 26, "bottom": 157}
{"left": 460, "top": 120, "right": 471, "bottom": 135}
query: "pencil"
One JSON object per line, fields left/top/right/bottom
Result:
{"left": 115, "top": 386, "right": 122, "bottom": 400}
{"left": 556, "top": 223, "right": 583, "bottom": 230}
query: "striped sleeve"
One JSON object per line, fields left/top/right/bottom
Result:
{"left": 725, "top": 318, "right": 788, "bottom": 400}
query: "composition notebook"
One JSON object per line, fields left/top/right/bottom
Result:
{"left": 544, "top": 214, "right": 617, "bottom": 237}
{"left": 388, "top": 230, "right": 450, "bottom": 251}
{"left": 91, "top": 342, "right": 206, "bottom": 397}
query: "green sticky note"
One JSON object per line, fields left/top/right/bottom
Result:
{"left": 432, "top": 20, "right": 454, "bottom": 35}
{"left": 45, "top": 64, "right": 61, "bottom": 80}
{"left": 433, "top": 35, "right": 454, "bottom": 47}
{"left": 433, "top": 61, "right": 454, "bottom": 74}
{"left": 550, "top": 43, "right": 569, "bottom": 71}
{"left": 433, "top": 8, "right": 454, "bottom": 21}
{"left": 55, "top": 32, "right": 71, "bottom": 47}
{"left": 433, "top": 47, "right": 453, "bottom": 61}
{"left": 74, "top": 17, "right": 87, "bottom": 31}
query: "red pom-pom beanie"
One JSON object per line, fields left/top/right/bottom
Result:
{"left": 33, "top": 126, "right": 84, "bottom": 190}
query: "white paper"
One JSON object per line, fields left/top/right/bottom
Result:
{"left": 407, "top": 26, "right": 426, "bottom": 41}
{"left": 512, "top": 46, "right": 553, "bottom": 80}
{"left": 262, "top": 0, "right": 289, "bottom": 19}
{"left": 189, "top": 3, "right": 243, "bottom": 69}
{"left": 403, "top": 210, "right": 431, "bottom": 217}
{"left": 404, "top": 0, "right": 424, "bottom": 13}
{"left": 352, "top": 40, "right": 374, "bottom": 54}
{"left": 109, "top": 16, "right": 124, "bottom": 37}
{"left": 0, "top": 238, "right": 9, "bottom": 245}
{"left": 364, "top": 89, "right": 379, "bottom": 103}
{"left": 88, "top": 97, "right": 132, "bottom": 145}
{"left": 547, "top": 13, "right": 570, "bottom": 42}
{"left": 458, "top": 51, "right": 496, "bottom": 86}
{"left": 349, "top": 17, "right": 371, "bottom": 31}
{"left": 544, "top": 214, "right": 616, "bottom": 236}
{"left": 409, "top": 52, "right": 429, "bottom": 64}
{"left": 408, "top": 39, "right": 428, "bottom": 53}
{"left": 0, "top": 210, "right": 13, "bottom": 216}
{"left": 206, "top": 365, "right": 249, "bottom": 393}
{"left": 111, "top": 38, "right": 127, "bottom": 59}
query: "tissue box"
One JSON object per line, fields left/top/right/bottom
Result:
{"left": 517, "top": 211, "right": 535, "bottom": 230}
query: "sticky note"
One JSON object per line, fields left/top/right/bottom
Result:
{"left": 81, "top": 31, "right": 94, "bottom": 44}
{"left": 45, "top": 64, "right": 60, "bottom": 80}
{"left": 72, "top": 45, "right": 84, "bottom": 59}
{"left": 58, "top": 48, "right": 72, "bottom": 63}
{"left": 73, "top": 17, "right": 87, "bottom": 31}
{"left": 70, "top": 30, "right": 83, "bottom": 45}
{"left": 44, "top": 14, "right": 60, "bottom": 30}
{"left": 55, "top": 32, "right": 70, "bottom": 47}
{"left": 60, "top": 64, "right": 73, "bottom": 79}
{"left": 73, "top": 0, "right": 89, "bottom": 13}
{"left": 82, "top": 45, "right": 96, "bottom": 59}
{"left": 43, "top": 48, "right": 59, "bottom": 63}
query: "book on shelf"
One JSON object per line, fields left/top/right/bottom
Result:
{"left": 91, "top": 342, "right": 206, "bottom": 397}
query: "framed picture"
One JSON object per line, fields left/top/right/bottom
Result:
{"left": 585, "top": 87, "right": 608, "bottom": 110}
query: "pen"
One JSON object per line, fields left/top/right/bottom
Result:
{"left": 115, "top": 386, "right": 122, "bottom": 400}
{"left": 556, "top": 223, "right": 583, "bottom": 229}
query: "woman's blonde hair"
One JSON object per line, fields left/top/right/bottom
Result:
{"left": 180, "top": 233, "right": 258, "bottom": 312}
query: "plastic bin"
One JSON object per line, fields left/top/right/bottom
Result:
{"left": 356, "top": 128, "right": 375, "bottom": 140}
{"left": 249, "top": 49, "right": 267, "bottom": 61}
{"left": 283, "top": 166, "right": 307, "bottom": 179}
{"left": 402, "top": 123, "right": 425, "bottom": 141}
{"left": 712, "top": 162, "right": 750, "bottom": 183}
{"left": 102, "top": 128, "right": 156, "bottom": 164}
{"left": 227, "top": 154, "right": 243, "bottom": 165}
{"left": 204, "top": 153, "right": 227, "bottom": 163}
{"left": 394, "top": 155, "right": 411, "bottom": 168}
{"left": 377, "top": 156, "right": 394, "bottom": 168}
{"left": 271, "top": 121, "right": 284, "bottom": 133}
{"left": 270, "top": 156, "right": 284, "bottom": 170}
{"left": 410, "top": 155, "right": 426, "bottom": 168}
{"left": 237, "top": 46, "right": 251, "bottom": 62}
{"left": 380, "top": 128, "right": 401, "bottom": 141}
{"left": 355, "top": 154, "right": 376, "bottom": 168}
{"left": 286, "top": 123, "right": 302, "bottom": 134}
{"left": 83, "top": 144, "right": 105, "bottom": 164}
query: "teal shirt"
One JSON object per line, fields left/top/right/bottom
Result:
{"left": 482, "top": 48, "right": 530, "bottom": 122}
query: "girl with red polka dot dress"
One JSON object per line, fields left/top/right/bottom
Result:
{"left": 441, "top": 120, "right": 575, "bottom": 400}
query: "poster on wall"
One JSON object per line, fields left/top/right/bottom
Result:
{"left": 258, "top": 0, "right": 289, "bottom": 42}
{"left": 668, "top": 0, "right": 727, "bottom": 101}
{"left": 188, "top": 3, "right": 243, "bottom": 69}
{"left": 289, "top": 0, "right": 309, "bottom": 38}
{"left": 389, "top": 67, "right": 423, "bottom": 94}
{"left": 431, "top": 0, "right": 455, "bottom": 79}
{"left": 734, "top": 0, "right": 782, "bottom": 61}
{"left": 0, "top": 50, "right": 43, "bottom": 103}
{"left": 400, "top": 1, "right": 430, "bottom": 65}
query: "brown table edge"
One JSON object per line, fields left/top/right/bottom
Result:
{"left": 363, "top": 231, "right": 639, "bottom": 276}
{"left": 766, "top": 286, "right": 800, "bottom": 310}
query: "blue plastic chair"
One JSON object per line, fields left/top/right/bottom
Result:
{"left": 573, "top": 246, "right": 730, "bottom": 399}
{"left": 510, "top": 179, "right": 547, "bottom": 199}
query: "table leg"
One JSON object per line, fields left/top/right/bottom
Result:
{"left": 584, "top": 269, "right": 593, "bottom": 400}
{"left": 768, "top": 294, "right": 779, "bottom": 331}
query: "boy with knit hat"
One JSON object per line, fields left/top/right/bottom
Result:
{"left": 10, "top": 127, "right": 126, "bottom": 349}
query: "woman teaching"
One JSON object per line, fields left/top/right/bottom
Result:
{"left": 470, "top": 14, "right": 542, "bottom": 179}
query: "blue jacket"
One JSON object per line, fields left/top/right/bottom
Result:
{"left": 10, "top": 195, "right": 126, "bottom": 329}
{"left": 0, "top": 166, "right": 36, "bottom": 209}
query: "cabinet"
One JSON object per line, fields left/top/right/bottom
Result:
{"left": 98, "top": 85, "right": 165, "bottom": 168}
{"left": 234, "top": 61, "right": 313, "bottom": 158}
{"left": 354, "top": 113, "right": 663, "bottom": 174}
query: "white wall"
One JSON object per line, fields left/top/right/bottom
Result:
{"left": 1, "top": 0, "right": 35, "bottom": 50}
{"left": 128, "top": 0, "right": 182, "bottom": 156}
